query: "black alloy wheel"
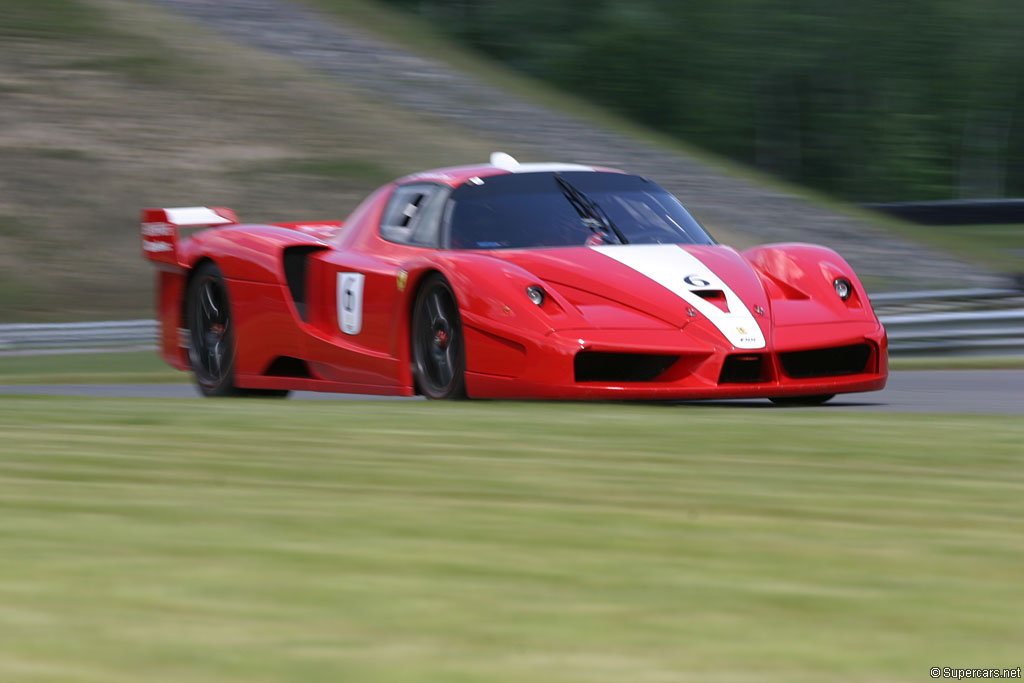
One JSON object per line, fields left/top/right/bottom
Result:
{"left": 186, "top": 262, "right": 239, "bottom": 396}
{"left": 769, "top": 394, "right": 836, "bottom": 406}
{"left": 411, "top": 274, "right": 466, "bottom": 399}
{"left": 186, "top": 262, "right": 289, "bottom": 398}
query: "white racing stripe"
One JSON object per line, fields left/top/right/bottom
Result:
{"left": 591, "top": 244, "right": 766, "bottom": 349}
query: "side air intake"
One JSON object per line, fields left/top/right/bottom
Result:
{"left": 264, "top": 356, "right": 314, "bottom": 379}
{"left": 283, "top": 246, "right": 327, "bottom": 321}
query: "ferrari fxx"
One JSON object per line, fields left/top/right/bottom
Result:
{"left": 141, "top": 153, "right": 887, "bottom": 403}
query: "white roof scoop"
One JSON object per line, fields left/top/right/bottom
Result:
{"left": 489, "top": 152, "right": 520, "bottom": 171}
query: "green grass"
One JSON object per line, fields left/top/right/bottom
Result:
{"left": 889, "top": 355, "right": 1024, "bottom": 370}
{"left": 877, "top": 222, "right": 1024, "bottom": 273}
{"left": 66, "top": 54, "right": 177, "bottom": 82}
{"left": 3, "top": 0, "right": 174, "bottom": 81}
{"left": 0, "top": 351, "right": 184, "bottom": 385}
{"left": 0, "top": 397, "right": 1021, "bottom": 682}
{"left": 1, "top": 350, "right": 1020, "bottom": 388}
{"left": 1, "top": 0, "right": 106, "bottom": 39}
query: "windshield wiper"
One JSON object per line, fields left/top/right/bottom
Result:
{"left": 554, "top": 174, "right": 629, "bottom": 245}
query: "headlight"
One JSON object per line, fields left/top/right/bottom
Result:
{"left": 526, "top": 285, "right": 545, "bottom": 306}
{"left": 833, "top": 277, "right": 852, "bottom": 301}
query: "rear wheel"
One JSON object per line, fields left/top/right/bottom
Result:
{"left": 411, "top": 274, "right": 466, "bottom": 399}
{"left": 186, "top": 262, "right": 289, "bottom": 398}
{"left": 769, "top": 394, "right": 835, "bottom": 406}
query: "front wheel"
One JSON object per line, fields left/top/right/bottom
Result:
{"left": 769, "top": 394, "right": 835, "bottom": 406}
{"left": 411, "top": 274, "right": 466, "bottom": 399}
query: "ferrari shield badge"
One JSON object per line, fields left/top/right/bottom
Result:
{"left": 396, "top": 269, "right": 408, "bottom": 292}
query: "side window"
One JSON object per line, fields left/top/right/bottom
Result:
{"left": 380, "top": 182, "right": 449, "bottom": 247}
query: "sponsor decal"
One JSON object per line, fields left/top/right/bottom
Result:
{"left": 337, "top": 272, "right": 365, "bottom": 335}
{"left": 141, "top": 222, "right": 174, "bottom": 237}
{"left": 142, "top": 221, "right": 176, "bottom": 259}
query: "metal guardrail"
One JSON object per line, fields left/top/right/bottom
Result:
{"left": 880, "top": 309, "right": 1024, "bottom": 356}
{"left": 862, "top": 198, "right": 1024, "bottom": 225}
{"left": 870, "top": 288, "right": 1021, "bottom": 306}
{"left": 0, "top": 320, "right": 157, "bottom": 350}
{"left": 870, "top": 291, "right": 1024, "bottom": 355}
{"left": 2, "top": 291, "right": 1022, "bottom": 356}
{"left": 871, "top": 288, "right": 1024, "bottom": 317}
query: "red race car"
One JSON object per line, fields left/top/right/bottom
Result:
{"left": 141, "top": 153, "right": 887, "bottom": 403}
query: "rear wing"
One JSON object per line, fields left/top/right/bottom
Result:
{"left": 141, "top": 206, "right": 238, "bottom": 265}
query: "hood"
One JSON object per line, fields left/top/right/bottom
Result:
{"left": 486, "top": 244, "right": 772, "bottom": 349}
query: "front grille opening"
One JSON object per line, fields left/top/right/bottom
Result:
{"left": 719, "top": 354, "right": 767, "bottom": 383}
{"left": 693, "top": 289, "right": 729, "bottom": 312}
{"left": 574, "top": 352, "right": 678, "bottom": 383}
{"left": 780, "top": 343, "right": 872, "bottom": 379}
{"left": 264, "top": 356, "right": 314, "bottom": 378}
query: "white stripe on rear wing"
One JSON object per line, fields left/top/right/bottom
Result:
{"left": 162, "top": 206, "right": 235, "bottom": 226}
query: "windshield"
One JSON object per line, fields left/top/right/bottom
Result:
{"left": 445, "top": 171, "right": 714, "bottom": 249}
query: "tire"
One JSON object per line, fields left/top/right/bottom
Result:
{"left": 411, "top": 274, "right": 466, "bottom": 399}
{"left": 185, "top": 262, "right": 289, "bottom": 398}
{"left": 769, "top": 394, "right": 835, "bottom": 406}
{"left": 186, "top": 262, "right": 241, "bottom": 397}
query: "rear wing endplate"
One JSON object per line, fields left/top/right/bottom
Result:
{"left": 141, "top": 206, "right": 237, "bottom": 265}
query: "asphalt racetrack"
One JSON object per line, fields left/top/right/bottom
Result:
{"left": 0, "top": 370, "right": 1020, "bottom": 414}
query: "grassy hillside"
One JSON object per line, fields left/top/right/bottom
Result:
{"left": 0, "top": 0, "right": 500, "bottom": 321}
{"left": 1, "top": 0, "right": 1015, "bottom": 324}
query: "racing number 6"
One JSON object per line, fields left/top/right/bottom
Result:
{"left": 337, "top": 272, "right": 365, "bottom": 335}
{"left": 684, "top": 274, "right": 711, "bottom": 287}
